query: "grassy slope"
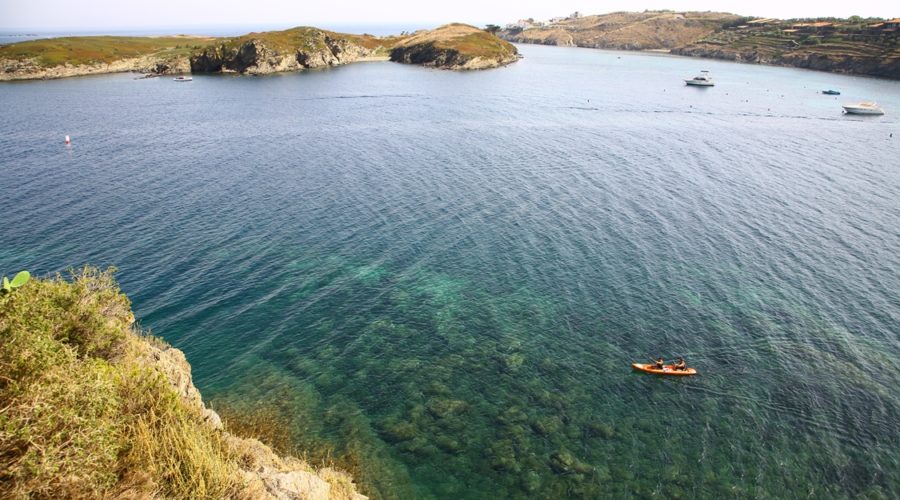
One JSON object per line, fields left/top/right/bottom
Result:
{"left": 687, "top": 25, "right": 900, "bottom": 59}
{"left": 0, "top": 268, "right": 359, "bottom": 498}
{"left": 398, "top": 23, "right": 518, "bottom": 59}
{"left": 0, "top": 27, "right": 399, "bottom": 71}
{"left": 0, "top": 36, "right": 215, "bottom": 67}
{"left": 506, "top": 11, "right": 741, "bottom": 49}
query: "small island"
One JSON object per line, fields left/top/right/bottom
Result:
{"left": 0, "top": 24, "right": 518, "bottom": 81}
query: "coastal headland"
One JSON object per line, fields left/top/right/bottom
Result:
{"left": 0, "top": 268, "right": 366, "bottom": 498}
{"left": 0, "top": 24, "right": 518, "bottom": 81}
{"left": 500, "top": 11, "right": 900, "bottom": 79}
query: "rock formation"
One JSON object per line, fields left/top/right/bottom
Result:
{"left": 190, "top": 29, "right": 380, "bottom": 75}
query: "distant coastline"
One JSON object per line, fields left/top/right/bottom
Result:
{"left": 499, "top": 11, "right": 900, "bottom": 79}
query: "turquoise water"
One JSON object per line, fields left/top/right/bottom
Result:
{"left": 2, "top": 45, "right": 899, "bottom": 498}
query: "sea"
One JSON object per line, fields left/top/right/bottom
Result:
{"left": 1, "top": 43, "right": 899, "bottom": 499}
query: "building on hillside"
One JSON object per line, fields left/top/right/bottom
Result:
{"left": 506, "top": 19, "right": 534, "bottom": 30}
{"left": 747, "top": 18, "right": 779, "bottom": 28}
{"left": 791, "top": 22, "right": 835, "bottom": 33}
{"left": 884, "top": 18, "right": 900, "bottom": 29}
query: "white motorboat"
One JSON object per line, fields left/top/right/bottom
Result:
{"left": 685, "top": 70, "right": 713, "bottom": 86}
{"left": 173, "top": 76, "right": 193, "bottom": 82}
{"left": 842, "top": 102, "right": 884, "bottom": 115}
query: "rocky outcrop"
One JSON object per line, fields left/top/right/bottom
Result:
{"left": 390, "top": 24, "right": 519, "bottom": 70}
{"left": 671, "top": 45, "right": 900, "bottom": 79}
{"left": 0, "top": 54, "right": 189, "bottom": 81}
{"left": 139, "top": 339, "right": 366, "bottom": 499}
{"left": 190, "top": 32, "right": 375, "bottom": 75}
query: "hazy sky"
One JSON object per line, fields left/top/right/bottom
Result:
{"left": 1, "top": 0, "right": 897, "bottom": 30}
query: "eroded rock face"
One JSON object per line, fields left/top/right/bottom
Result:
{"left": 389, "top": 42, "right": 519, "bottom": 70}
{"left": 190, "top": 34, "right": 374, "bottom": 75}
{"left": 671, "top": 45, "right": 900, "bottom": 79}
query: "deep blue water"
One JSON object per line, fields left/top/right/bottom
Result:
{"left": 2, "top": 45, "right": 900, "bottom": 498}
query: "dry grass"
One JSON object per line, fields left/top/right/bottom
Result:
{"left": 0, "top": 267, "right": 365, "bottom": 499}
{"left": 0, "top": 268, "right": 243, "bottom": 498}
{"left": 0, "top": 36, "right": 215, "bottom": 67}
{"left": 395, "top": 23, "right": 517, "bottom": 59}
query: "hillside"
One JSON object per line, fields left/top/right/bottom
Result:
{"left": 0, "top": 268, "right": 365, "bottom": 498}
{"left": 390, "top": 23, "right": 519, "bottom": 69}
{"left": 500, "top": 11, "right": 740, "bottom": 50}
{"left": 0, "top": 25, "right": 518, "bottom": 80}
{"left": 501, "top": 11, "right": 900, "bottom": 78}
{"left": 672, "top": 18, "right": 900, "bottom": 79}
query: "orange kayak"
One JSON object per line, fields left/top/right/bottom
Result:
{"left": 632, "top": 363, "right": 697, "bottom": 376}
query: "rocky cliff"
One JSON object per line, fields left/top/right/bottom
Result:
{"left": 391, "top": 24, "right": 519, "bottom": 70}
{"left": 671, "top": 45, "right": 900, "bottom": 79}
{"left": 190, "top": 28, "right": 383, "bottom": 75}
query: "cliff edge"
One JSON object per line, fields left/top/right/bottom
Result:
{"left": 0, "top": 268, "right": 365, "bottom": 499}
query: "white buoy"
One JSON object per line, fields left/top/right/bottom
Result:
{"left": 65, "top": 135, "right": 71, "bottom": 145}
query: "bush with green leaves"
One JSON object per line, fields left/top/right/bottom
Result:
{"left": 1, "top": 270, "right": 30, "bottom": 295}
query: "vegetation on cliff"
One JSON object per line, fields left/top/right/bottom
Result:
{"left": 0, "top": 35, "right": 211, "bottom": 67}
{"left": 390, "top": 24, "right": 519, "bottom": 70}
{"left": 0, "top": 268, "right": 363, "bottom": 498}
{"left": 672, "top": 18, "right": 900, "bottom": 79}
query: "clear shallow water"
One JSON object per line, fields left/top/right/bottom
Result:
{"left": 2, "top": 45, "right": 900, "bottom": 498}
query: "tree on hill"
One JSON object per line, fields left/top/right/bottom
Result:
{"left": 485, "top": 24, "right": 501, "bottom": 35}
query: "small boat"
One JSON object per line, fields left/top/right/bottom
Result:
{"left": 821, "top": 90, "right": 840, "bottom": 95}
{"left": 632, "top": 363, "right": 697, "bottom": 376}
{"left": 173, "top": 76, "right": 193, "bottom": 82}
{"left": 685, "top": 70, "right": 713, "bottom": 87}
{"left": 842, "top": 102, "right": 885, "bottom": 115}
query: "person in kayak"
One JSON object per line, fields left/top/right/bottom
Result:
{"left": 654, "top": 357, "right": 665, "bottom": 370}
{"left": 674, "top": 358, "right": 687, "bottom": 371}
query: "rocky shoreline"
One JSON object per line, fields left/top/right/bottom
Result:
{"left": 670, "top": 45, "right": 900, "bottom": 79}
{"left": 0, "top": 54, "right": 190, "bottom": 81}
{"left": 0, "top": 24, "right": 518, "bottom": 81}
{"left": 143, "top": 336, "right": 367, "bottom": 500}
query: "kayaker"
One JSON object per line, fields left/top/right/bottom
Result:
{"left": 654, "top": 357, "right": 665, "bottom": 370}
{"left": 674, "top": 358, "right": 687, "bottom": 371}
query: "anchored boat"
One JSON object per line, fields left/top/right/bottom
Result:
{"left": 842, "top": 102, "right": 885, "bottom": 115}
{"left": 685, "top": 70, "right": 713, "bottom": 87}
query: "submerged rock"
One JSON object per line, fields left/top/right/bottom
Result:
{"left": 548, "top": 450, "right": 593, "bottom": 475}
{"left": 426, "top": 398, "right": 471, "bottom": 418}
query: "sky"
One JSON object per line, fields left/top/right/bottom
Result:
{"left": 1, "top": 0, "right": 897, "bottom": 31}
